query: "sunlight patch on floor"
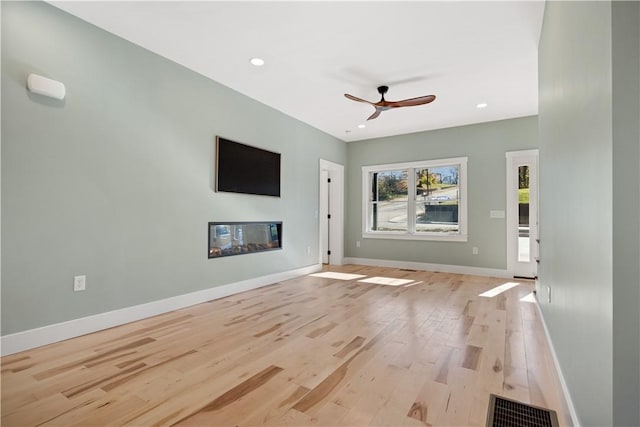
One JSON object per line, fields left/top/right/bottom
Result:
{"left": 358, "top": 276, "right": 415, "bottom": 287}
{"left": 520, "top": 292, "right": 536, "bottom": 303}
{"left": 402, "top": 280, "right": 423, "bottom": 288}
{"left": 479, "top": 282, "right": 520, "bottom": 298}
{"left": 310, "top": 272, "right": 367, "bottom": 280}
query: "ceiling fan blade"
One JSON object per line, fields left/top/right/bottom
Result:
{"left": 367, "top": 110, "right": 381, "bottom": 121}
{"left": 346, "top": 86, "right": 436, "bottom": 122}
{"left": 389, "top": 95, "right": 436, "bottom": 108}
{"left": 344, "top": 93, "right": 375, "bottom": 105}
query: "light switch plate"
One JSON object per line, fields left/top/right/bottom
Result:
{"left": 490, "top": 210, "right": 505, "bottom": 218}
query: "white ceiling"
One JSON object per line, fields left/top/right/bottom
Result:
{"left": 50, "top": 1, "right": 545, "bottom": 142}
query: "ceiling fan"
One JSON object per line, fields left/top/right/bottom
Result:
{"left": 344, "top": 85, "right": 436, "bottom": 121}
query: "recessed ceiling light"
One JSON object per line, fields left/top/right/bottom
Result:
{"left": 477, "top": 103, "right": 488, "bottom": 109}
{"left": 250, "top": 57, "right": 265, "bottom": 67}
{"left": 357, "top": 124, "right": 366, "bottom": 129}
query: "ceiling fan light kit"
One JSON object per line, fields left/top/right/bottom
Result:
{"left": 344, "top": 85, "right": 436, "bottom": 121}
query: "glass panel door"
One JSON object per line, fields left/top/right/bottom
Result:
{"left": 506, "top": 151, "right": 538, "bottom": 279}
{"left": 518, "top": 165, "right": 530, "bottom": 262}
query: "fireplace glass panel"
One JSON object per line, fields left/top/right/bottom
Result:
{"left": 208, "top": 222, "right": 282, "bottom": 258}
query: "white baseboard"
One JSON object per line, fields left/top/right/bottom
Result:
{"left": 343, "top": 257, "right": 510, "bottom": 278}
{"left": 1, "top": 264, "right": 322, "bottom": 356}
{"left": 534, "top": 296, "right": 581, "bottom": 427}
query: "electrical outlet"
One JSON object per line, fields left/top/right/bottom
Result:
{"left": 306, "top": 245, "right": 311, "bottom": 254}
{"left": 472, "top": 246, "right": 479, "bottom": 255}
{"left": 356, "top": 240, "right": 361, "bottom": 248}
{"left": 74, "top": 275, "right": 86, "bottom": 292}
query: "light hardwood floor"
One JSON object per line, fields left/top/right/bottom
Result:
{"left": 1, "top": 265, "right": 572, "bottom": 426}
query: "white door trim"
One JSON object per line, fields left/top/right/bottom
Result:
{"left": 319, "top": 159, "right": 344, "bottom": 265}
{"left": 506, "top": 149, "right": 538, "bottom": 278}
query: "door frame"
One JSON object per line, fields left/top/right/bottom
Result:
{"left": 506, "top": 149, "right": 539, "bottom": 278}
{"left": 319, "top": 159, "right": 344, "bottom": 265}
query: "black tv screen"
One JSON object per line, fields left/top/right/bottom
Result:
{"left": 216, "top": 137, "right": 281, "bottom": 197}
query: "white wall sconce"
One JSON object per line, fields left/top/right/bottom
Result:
{"left": 27, "top": 74, "right": 66, "bottom": 100}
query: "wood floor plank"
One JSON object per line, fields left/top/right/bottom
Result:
{"left": 172, "top": 365, "right": 284, "bottom": 425}
{"left": 1, "top": 265, "right": 573, "bottom": 426}
{"left": 408, "top": 369, "right": 450, "bottom": 425}
{"left": 242, "top": 382, "right": 311, "bottom": 426}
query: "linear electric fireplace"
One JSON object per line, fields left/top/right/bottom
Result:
{"left": 208, "top": 222, "right": 282, "bottom": 258}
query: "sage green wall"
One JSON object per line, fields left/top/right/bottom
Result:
{"left": 611, "top": 2, "right": 639, "bottom": 426}
{"left": 1, "top": 1, "right": 345, "bottom": 335}
{"left": 539, "top": 1, "right": 639, "bottom": 425}
{"left": 345, "top": 116, "right": 538, "bottom": 269}
{"left": 538, "top": 3, "right": 612, "bottom": 425}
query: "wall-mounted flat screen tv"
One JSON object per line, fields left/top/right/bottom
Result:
{"left": 216, "top": 136, "right": 281, "bottom": 197}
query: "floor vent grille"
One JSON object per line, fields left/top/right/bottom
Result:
{"left": 486, "top": 394, "right": 559, "bottom": 427}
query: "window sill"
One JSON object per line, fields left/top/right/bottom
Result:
{"left": 362, "top": 232, "right": 468, "bottom": 242}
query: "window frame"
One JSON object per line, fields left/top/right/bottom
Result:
{"left": 361, "top": 156, "right": 468, "bottom": 242}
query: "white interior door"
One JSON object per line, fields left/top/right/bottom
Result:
{"left": 320, "top": 169, "right": 330, "bottom": 264}
{"left": 319, "top": 159, "right": 344, "bottom": 265}
{"left": 506, "top": 150, "right": 538, "bottom": 278}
